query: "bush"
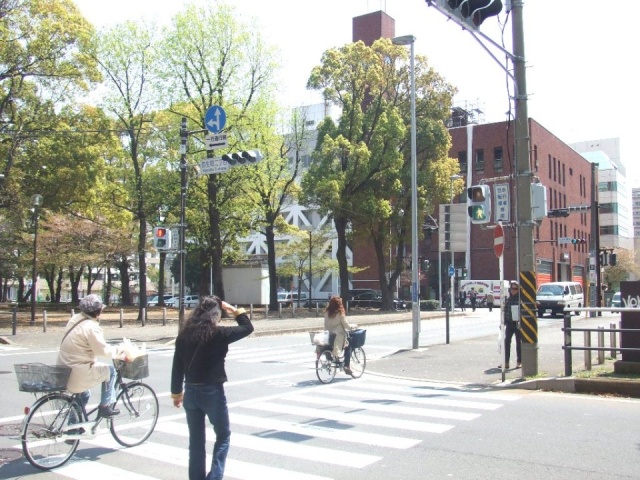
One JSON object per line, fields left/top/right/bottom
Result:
{"left": 420, "top": 300, "right": 440, "bottom": 311}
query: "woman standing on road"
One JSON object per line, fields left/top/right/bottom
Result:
{"left": 171, "top": 296, "right": 254, "bottom": 480}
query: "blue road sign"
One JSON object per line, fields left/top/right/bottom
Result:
{"left": 448, "top": 265, "right": 455, "bottom": 277}
{"left": 205, "top": 105, "right": 226, "bottom": 133}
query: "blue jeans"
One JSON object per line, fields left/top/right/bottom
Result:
{"left": 101, "top": 365, "right": 117, "bottom": 406}
{"left": 78, "top": 364, "right": 116, "bottom": 409}
{"left": 183, "top": 383, "right": 230, "bottom": 480}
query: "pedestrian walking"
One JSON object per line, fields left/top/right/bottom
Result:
{"left": 171, "top": 296, "right": 254, "bottom": 480}
{"left": 486, "top": 292, "right": 495, "bottom": 312}
{"left": 501, "top": 282, "right": 522, "bottom": 369}
{"left": 469, "top": 288, "right": 478, "bottom": 312}
{"left": 458, "top": 290, "right": 466, "bottom": 311}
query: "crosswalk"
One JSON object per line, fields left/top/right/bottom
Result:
{"left": 152, "top": 341, "right": 398, "bottom": 366}
{"left": 8, "top": 375, "right": 521, "bottom": 479}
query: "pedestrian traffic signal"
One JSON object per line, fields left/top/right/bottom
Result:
{"left": 221, "top": 150, "right": 263, "bottom": 167}
{"left": 467, "top": 185, "right": 491, "bottom": 224}
{"left": 610, "top": 253, "right": 617, "bottom": 266}
{"left": 153, "top": 227, "right": 171, "bottom": 250}
{"left": 434, "top": 0, "right": 503, "bottom": 29}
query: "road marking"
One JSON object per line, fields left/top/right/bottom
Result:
{"left": 247, "top": 401, "right": 453, "bottom": 433}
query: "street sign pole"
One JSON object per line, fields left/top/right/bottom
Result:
{"left": 495, "top": 222, "right": 506, "bottom": 381}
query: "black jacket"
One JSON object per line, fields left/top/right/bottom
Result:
{"left": 171, "top": 313, "right": 253, "bottom": 394}
{"left": 503, "top": 293, "right": 520, "bottom": 323}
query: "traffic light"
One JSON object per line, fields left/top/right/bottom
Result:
{"left": 153, "top": 227, "right": 171, "bottom": 250}
{"left": 421, "top": 259, "right": 430, "bottom": 271}
{"left": 221, "top": 150, "right": 263, "bottom": 167}
{"left": 610, "top": 253, "right": 617, "bottom": 266}
{"left": 467, "top": 185, "right": 491, "bottom": 224}
{"left": 570, "top": 238, "right": 587, "bottom": 245}
{"left": 436, "top": 0, "right": 503, "bottom": 29}
{"left": 548, "top": 208, "right": 570, "bottom": 218}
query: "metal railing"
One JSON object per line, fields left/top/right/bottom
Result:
{"left": 562, "top": 307, "right": 640, "bottom": 377}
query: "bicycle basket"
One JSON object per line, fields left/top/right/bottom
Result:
{"left": 309, "top": 331, "right": 336, "bottom": 347}
{"left": 349, "top": 329, "right": 366, "bottom": 348}
{"left": 114, "top": 354, "right": 149, "bottom": 380}
{"left": 14, "top": 363, "right": 71, "bottom": 392}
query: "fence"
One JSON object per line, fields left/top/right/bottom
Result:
{"left": 562, "top": 307, "right": 640, "bottom": 377}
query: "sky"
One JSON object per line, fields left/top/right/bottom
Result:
{"left": 73, "top": 0, "right": 639, "bottom": 187}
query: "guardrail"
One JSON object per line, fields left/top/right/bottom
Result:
{"left": 562, "top": 307, "right": 640, "bottom": 376}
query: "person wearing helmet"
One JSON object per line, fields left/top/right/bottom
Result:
{"left": 57, "top": 294, "right": 121, "bottom": 417}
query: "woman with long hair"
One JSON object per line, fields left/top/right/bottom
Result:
{"left": 171, "top": 296, "right": 254, "bottom": 480}
{"left": 324, "top": 295, "right": 355, "bottom": 375}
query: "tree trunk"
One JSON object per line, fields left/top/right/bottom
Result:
{"left": 334, "top": 216, "right": 350, "bottom": 299}
{"left": 265, "top": 224, "right": 279, "bottom": 311}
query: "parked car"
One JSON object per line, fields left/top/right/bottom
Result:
{"left": 182, "top": 295, "right": 200, "bottom": 308}
{"left": 350, "top": 292, "right": 407, "bottom": 310}
{"left": 347, "top": 289, "right": 379, "bottom": 300}
{"left": 277, "top": 291, "right": 308, "bottom": 307}
{"left": 611, "top": 291, "right": 621, "bottom": 312}
{"left": 147, "top": 295, "right": 175, "bottom": 307}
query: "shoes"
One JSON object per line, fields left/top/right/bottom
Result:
{"left": 98, "top": 404, "right": 120, "bottom": 418}
{"left": 516, "top": 362, "right": 522, "bottom": 368}
{"left": 344, "top": 367, "right": 353, "bottom": 375}
{"left": 498, "top": 363, "right": 510, "bottom": 369}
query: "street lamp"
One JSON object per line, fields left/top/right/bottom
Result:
{"left": 31, "top": 193, "right": 43, "bottom": 326}
{"left": 392, "top": 34, "right": 419, "bottom": 349}
{"left": 449, "top": 174, "right": 462, "bottom": 314}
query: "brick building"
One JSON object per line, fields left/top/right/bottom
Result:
{"left": 420, "top": 118, "right": 594, "bottom": 301}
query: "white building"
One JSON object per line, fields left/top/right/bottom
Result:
{"left": 571, "top": 138, "right": 634, "bottom": 250}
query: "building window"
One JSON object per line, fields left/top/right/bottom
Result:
{"left": 493, "top": 146, "right": 503, "bottom": 172}
{"left": 599, "top": 203, "right": 618, "bottom": 214}
{"left": 475, "top": 149, "right": 484, "bottom": 172}
{"left": 458, "top": 151, "right": 466, "bottom": 171}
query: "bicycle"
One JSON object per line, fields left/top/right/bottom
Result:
{"left": 310, "top": 329, "right": 367, "bottom": 384}
{"left": 14, "top": 355, "right": 159, "bottom": 471}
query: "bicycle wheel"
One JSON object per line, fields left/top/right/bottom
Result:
{"left": 110, "top": 382, "right": 159, "bottom": 447}
{"left": 349, "top": 347, "right": 366, "bottom": 378}
{"left": 22, "top": 393, "right": 82, "bottom": 470}
{"left": 315, "top": 349, "right": 337, "bottom": 384}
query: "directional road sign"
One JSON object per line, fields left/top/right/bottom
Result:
{"left": 205, "top": 105, "right": 226, "bottom": 133}
{"left": 198, "top": 157, "right": 229, "bottom": 175}
{"left": 205, "top": 132, "right": 228, "bottom": 149}
{"left": 448, "top": 265, "right": 455, "bottom": 277}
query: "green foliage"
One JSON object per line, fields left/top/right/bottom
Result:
{"left": 302, "top": 39, "right": 457, "bottom": 298}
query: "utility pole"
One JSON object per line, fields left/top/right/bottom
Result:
{"left": 179, "top": 117, "right": 188, "bottom": 327}
{"left": 512, "top": 2, "right": 538, "bottom": 376}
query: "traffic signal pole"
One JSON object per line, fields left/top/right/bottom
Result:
{"left": 511, "top": 2, "right": 538, "bottom": 376}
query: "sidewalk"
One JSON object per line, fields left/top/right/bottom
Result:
{"left": 2, "top": 309, "right": 638, "bottom": 397}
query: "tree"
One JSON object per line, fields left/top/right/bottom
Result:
{"left": 303, "top": 39, "right": 457, "bottom": 307}
{"left": 276, "top": 225, "right": 340, "bottom": 308}
{"left": 158, "top": 3, "right": 278, "bottom": 300}
{"left": 604, "top": 248, "right": 640, "bottom": 291}
{"left": 245, "top": 108, "right": 312, "bottom": 310}
{"left": 92, "top": 20, "right": 162, "bottom": 311}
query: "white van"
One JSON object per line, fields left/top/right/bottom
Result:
{"left": 277, "top": 291, "right": 308, "bottom": 307}
{"left": 536, "top": 281, "right": 584, "bottom": 317}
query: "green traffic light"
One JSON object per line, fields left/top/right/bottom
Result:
{"left": 471, "top": 205, "right": 486, "bottom": 220}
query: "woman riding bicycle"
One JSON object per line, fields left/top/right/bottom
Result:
{"left": 322, "top": 296, "right": 355, "bottom": 375}
{"left": 57, "top": 294, "right": 121, "bottom": 418}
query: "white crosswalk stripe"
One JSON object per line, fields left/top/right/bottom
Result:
{"left": 5, "top": 373, "right": 521, "bottom": 479}
{"left": 154, "top": 343, "right": 396, "bottom": 365}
